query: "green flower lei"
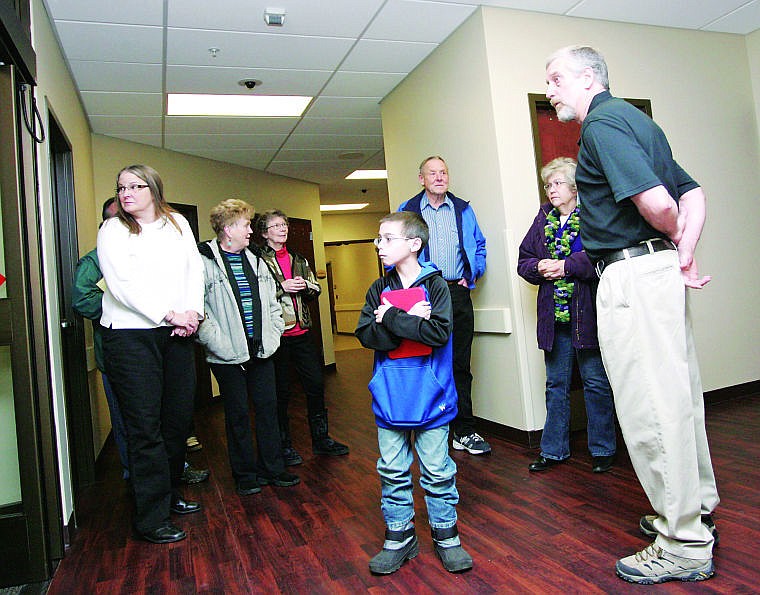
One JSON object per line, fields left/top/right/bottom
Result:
{"left": 544, "top": 207, "right": 580, "bottom": 323}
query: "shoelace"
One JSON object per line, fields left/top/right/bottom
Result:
{"left": 634, "top": 543, "right": 664, "bottom": 563}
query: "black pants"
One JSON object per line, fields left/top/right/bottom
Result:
{"left": 448, "top": 284, "right": 475, "bottom": 436}
{"left": 211, "top": 358, "right": 284, "bottom": 483}
{"left": 102, "top": 326, "right": 195, "bottom": 533}
{"left": 273, "top": 331, "right": 325, "bottom": 426}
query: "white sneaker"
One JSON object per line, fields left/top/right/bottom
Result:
{"left": 452, "top": 432, "right": 491, "bottom": 455}
{"left": 616, "top": 543, "right": 714, "bottom": 584}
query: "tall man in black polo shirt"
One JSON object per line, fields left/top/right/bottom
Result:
{"left": 545, "top": 45, "right": 719, "bottom": 585}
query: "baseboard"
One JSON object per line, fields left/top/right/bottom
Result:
{"left": 475, "top": 417, "right": 542, "bottom": 449}
{"left": 704, "top": 379, "right": 760, "bottom": 404}
{"left": 476, "top": 378, "right": 760, "bottom": 449}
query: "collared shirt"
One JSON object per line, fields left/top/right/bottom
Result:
{"left": 419, "top": 192, "right": 463, "bottom": 281}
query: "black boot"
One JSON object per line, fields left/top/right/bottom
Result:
{"left": 279, "top": 419, "right": 303, "bottom": 466}
{"left": 431, "top": 525, "right": 473, "bottom": 573}
{"left": 309, "top": 409, "right": 349, "bottom": 456}
{"left": 369, "top": 526, "right": 418, "bottom": 574}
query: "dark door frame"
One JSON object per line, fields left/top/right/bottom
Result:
{"left": 49, "top": 113, "right": 95, "bottom": 500}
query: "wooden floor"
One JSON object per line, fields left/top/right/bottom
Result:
{"left": 48, "top": 348, "right": 760, "bottom": 594}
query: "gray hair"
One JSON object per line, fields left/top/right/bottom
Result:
{"left": 546, "top": 45, "right": 609, "bottom": 90}
{"left": 541, "top": 157, "right": 577, "bottom": 193}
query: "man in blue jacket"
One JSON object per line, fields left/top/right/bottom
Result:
{"left": 399, "top": 156, "right": 489, "bottom": 455}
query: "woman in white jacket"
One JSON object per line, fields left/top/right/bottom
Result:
{"left": 98, "top": 164, "right": 204, "bottom": 544}
{"left": 197, "top": 199, "right": 298, "bottom": 495}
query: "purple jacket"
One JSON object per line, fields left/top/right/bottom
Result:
{"left": 517, "top": 203, "right": 600, "bottom": 351}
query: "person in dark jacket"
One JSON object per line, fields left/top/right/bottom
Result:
{"left": 399, "top": 157, "right": 489, "bottom": 456}
{"left": 356, "top": 211, "right": 472, "bottom": 575}
{"left": 517, "top": 157, "right": 616, "bottom": 473}
{"left": 256, "top": 209, "right": 348, "bottom": 466}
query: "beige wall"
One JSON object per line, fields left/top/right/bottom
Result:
{"left": 322, "top": 212, "right": 387, "bottom": 242}
{"left": 383, "top": 7, "right": 760, "bottom": 432}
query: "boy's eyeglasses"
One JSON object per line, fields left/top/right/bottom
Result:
{"left": 373, "top": 235, "right": 412, "bottom": 247}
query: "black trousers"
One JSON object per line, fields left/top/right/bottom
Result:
{"left": 102, "top": 326, "right": 195, "bottom": 533}
{"left": 448, "top": 284, "right": 475, "bottom": 436}
{"left": 273, "top": 331, "right": 326, "bottom": 426}
{"left": 210, "top": 357, "right": 284, "bottom": 483}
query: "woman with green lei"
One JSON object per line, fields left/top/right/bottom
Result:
{"left": 517, "top": 157, "right": 617, "bottom": 474}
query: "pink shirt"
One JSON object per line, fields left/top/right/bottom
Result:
{"left": 276, "top": 246, "right": 308, "bottom": 337}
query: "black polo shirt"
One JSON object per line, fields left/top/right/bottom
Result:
{"left": 576, "top": 91, "right": 700, "bottom": 262}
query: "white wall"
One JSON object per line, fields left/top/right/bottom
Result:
{"left": 382, "top": 7, "right": 760, "bottom": 433}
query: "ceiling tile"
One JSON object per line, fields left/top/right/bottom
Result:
{"left": 364, "top": 0, "right": 477, "bottom": 42}
{"left": 166, "top": 65, "right": 331, "bottom": 95}
{"left": 47, "top": 0, "right": 164, "bottom": 25}
{"left": 167, "top": 28, "right": 354, "bottom": 70}
{"left": 341, "top": 39, "right": 437, "bottom": 72}
{"left": 167, "top": 0, "right": 385, "bottom": 37}
{"left": 322, "top": 71, "right": 406, "bottom": 97}
{"left": 164, "top": 134, "right": 288, "bottom": 151}
{"left": 69, "top": 61, "right": 162, "bottom": 93}
{"left": 295, "top": 117, "right": 383, "bottom": 135}
{"left": 164, "top": 117, "right": 299, "bottom": 135}
{"left": 567, "top": 0, "right": 751, "bottom": 31}
{"left": 306, "top": 97, "right": 382, "bottom": 118}
{"left": 267, "top": 161, "right": 357, "bottom": 184}
{"left": 283, "top": 134, "right": 383, "bottom": 151}
{"left": 80, "top": 92, "right": 163, "bottom": 116}
{"left": 88, "top": 115, "right": 162, "bottom": 135}
{"left": 53, "top": 22, "right": 162, "bottom": 63}
{"left": 182, "top": 148, "right": 276, "bottom": 169}
{"left": 703, "top": 2, "right": 760, "bottom": 34}
{"left": 102, "top": 133, "right": 164, "bottom": 148}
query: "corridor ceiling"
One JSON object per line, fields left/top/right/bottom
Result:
{"left": 44, "top": 0, "right": 760, "bottom": 212}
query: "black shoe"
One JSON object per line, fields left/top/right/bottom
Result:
{"left": 431, "top": 525, "right": 473, "bottom": 573}
{"left": 236, "top": 481, "right": 262, "bottom": 496}
{"left": 170, "top": 496, "right": 201, "bottom": 515}
{"left": 313, "top": 436, "right": 349, "bottom": 456}
{"left": 369, "top": 527, "right": 419, "bottom": 575}
{"left": 140, "top": 522, "right": 186, "bottom": 544}
{"left": 181, "top": 464, "right": 210, "bottom": 484}
{"left": 282, "top": 446, "right": 303, "bottom": 466}
{"left": 592, "top": 454, "right": 615, "bottom": 473}
{"left": 640, "top": 513, "right": 720, "bottom": 546}
{"left": 528, "top": 455, "right": 564, "bottom": 472}
{"left": 257, "top": 471, "right": 300, "bottom": 487}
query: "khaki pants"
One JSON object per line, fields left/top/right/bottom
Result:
{"left": 596, "top": 249, "right": 719, "bottom": 559}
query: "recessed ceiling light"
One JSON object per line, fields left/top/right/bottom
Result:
{"left": 167, "top": 94, "right": 311, "bottom": 117}
{"left": 320, "top": 203, "right": 370, "bottom": 212}
{"left": 345, "top": 169, "right": 388, "bottom": 180}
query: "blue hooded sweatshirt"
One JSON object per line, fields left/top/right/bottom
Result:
{"left": 355, "top": 262, "right": 458, "bottom": 430}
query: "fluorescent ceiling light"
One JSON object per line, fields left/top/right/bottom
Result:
{"left": 167, "top": 94, "right": 311, "bottom": 117}
{"left": 345, "top": 169, "right": 388, "bottom": 180}
{"left": 320, "top": 203, "right": 369, "bottom": 212}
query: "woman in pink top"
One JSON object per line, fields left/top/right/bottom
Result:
{"left": 256, "top": 209, "right": 349, "bottom": 465}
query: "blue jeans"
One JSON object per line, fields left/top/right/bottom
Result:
{"left": 541, "top": 323, "right": 616, "bottom": 460}
{"left": 377, "top": 425, "right": 458, "bottom": 530}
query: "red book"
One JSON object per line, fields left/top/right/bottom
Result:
{"left": 382, "top": 287, "right": 433, "bottom": 359}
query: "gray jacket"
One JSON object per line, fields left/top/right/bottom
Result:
{"left": 196, "top": 240, "right": 284, "bottom": 364}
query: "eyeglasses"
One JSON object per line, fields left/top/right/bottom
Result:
{"left": 116, "top": 184, "right": 149, "bottom": 194}
{"left": 373, "top": 235, "right": 411, "bottom": 247}
{"left": 543, "top": 180, "right": 568, "bottom": 191}
{"left": 267, "top": 222, "right": 289, "bottom": 230}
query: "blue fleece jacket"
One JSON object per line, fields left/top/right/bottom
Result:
{"left": 355, "top": 262, "right": 458, "bottom": 430}
{"left": 399, "top": 190, "right": 487, "bottom": 289}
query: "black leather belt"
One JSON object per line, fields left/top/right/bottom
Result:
{"left": 594, "top": 238, "right": 675, "bottom": 277}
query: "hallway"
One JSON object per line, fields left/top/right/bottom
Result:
{"left": 47, "top": 348, "right": 760, "bottom": 593}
